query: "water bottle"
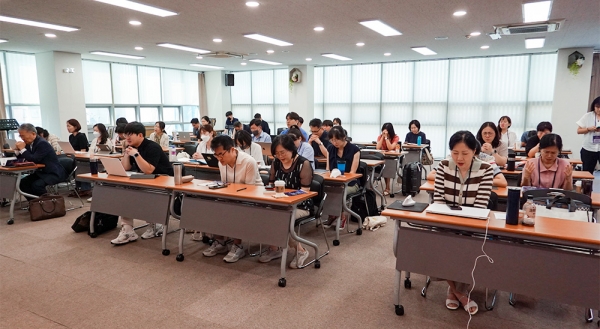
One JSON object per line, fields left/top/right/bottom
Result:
{"left": 169, "top": 145, "right": 177, "bottom": 162}
{"left": 507, "top": 149, "right": 515, "bottom": 171}
{"left": 89, "top": 157, "right": 99, "bottom": 175}
{"left": 505, "top": 187, "right": 521, "bottom": 225}
{"left": 173, "top": 162, "right": 183, "bottom": 185}
{"left": 522, "top": 195, "right": 536, "bottom": 226}
{"left": 417, "top": 136, "right": 421, "bottom": 146}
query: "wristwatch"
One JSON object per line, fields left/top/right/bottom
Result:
{"left": 134, "top": 153, "right": 140, "bottom": 158}
{"left": 318, "top": 142, "right": 323, "bottom": 146}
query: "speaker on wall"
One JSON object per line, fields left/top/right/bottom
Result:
{"left": 225, "top": 74, "right": 234, "bottom": 86}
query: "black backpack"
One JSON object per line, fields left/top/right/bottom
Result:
{"left": 72, "top": 211, "right": 119, "bottom": 235}
{"left": 350, "top": 189, "right": 380, "bottom": 222}
{"left": 402, "top": 162, "right": 422, "bottom": 197}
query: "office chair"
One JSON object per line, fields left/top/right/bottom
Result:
{"left": 294, "top": 175, "right": 329, "bottom": 269}
{"left": 360, "top": 151, "right": 386, "bottom": 206}
{"left": 49, "top": 156, "right": 84, "bottom": 210}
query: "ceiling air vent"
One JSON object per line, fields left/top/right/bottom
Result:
{"left": 204, "top": 51, "right": 248, "bottom": 59}
{"left": 494, "top": 20, "right": 563, "bottom": 35}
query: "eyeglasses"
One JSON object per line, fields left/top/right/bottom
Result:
{"left": 310, "top": 128, "right": 321, "bottom": 134}
{"left": 482, "top": 132, "right": 495, "bottom": 136}
{"left": 214, "top": 150, "right": 228, "bottom": 158}
{"left": 274, "top": 150, "right": 288, "bottom": 157}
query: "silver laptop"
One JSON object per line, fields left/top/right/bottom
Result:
{"left": 96, "top": 144, "right": 112, "bottom": 155}
{"left": 6, "top": 139, "right": 17, "bottom": 149}
{"left": 99, "top": 157, "right": 132, "bottom": 177}
{"left": 57, "top": 141, "right": 77, "bottom": 155}
{"left": 425, "top": 203, "right": 490, "bottom": 220}
{"left": 179, "top": 131, "right": 194, "bottom": 142}
{"left": 257, "top": 142, "right": 272, "bottom": 156}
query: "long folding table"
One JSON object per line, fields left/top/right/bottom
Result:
{"left": 0, "top": 164, "right": 44, "bottom": 224}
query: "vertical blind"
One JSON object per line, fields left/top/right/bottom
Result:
{"left": 1, "top": 52, "right": 42, "bottom": 128}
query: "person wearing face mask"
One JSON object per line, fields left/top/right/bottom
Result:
{"left": 249, "top": 119, "right": 271, "bottom": 142}
{"left": 234, "top": 130, "right": 265, "bottom": 167}
{"left": 90, "top": 123, "right": 114, "bottom": 153}
{"left": 193, "top": 124, "right": 216, "bottom": 160}
{"left": 149, "top": 121, "right": 169, "bottom": 148}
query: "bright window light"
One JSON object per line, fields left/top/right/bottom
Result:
{"left": 522, "top": 1, "right": 552, "bottom": 23}
{"left": 411, "top": 47, "right": 437, "bottom": 55}
{"left": 525, "top": 38, "right": 545, "bottom": 49}
{"left": 157, "top": 43, "right": 211, "bottom": 54}
{"left": 90, "top": 51, "right": 145, "bottom": 59}
{"left": 249, "top": 59, "right": 282, "bottom": 65}
{"left": 359, "top": 20, "right": 401, "bottom": 36}
{"left": 321, "top": 53, "right": 352, "bottom": 61}
{"left": 244, "top": 34, "right": 293, "bottom": 46}
{"left": 0, "top": 15, "right": 79, "bottom": 32}
{"left": 190, "top": 63, "right": 224, "bottom": 69}
{"left": 94, "top": 0, "right": 178, "bottom": 17}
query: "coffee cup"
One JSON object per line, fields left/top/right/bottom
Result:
{"left": 274, "top": 180, "right": 285, "bottom": 195}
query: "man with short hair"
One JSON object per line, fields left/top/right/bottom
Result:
{"left": 13, "top": 123, "right": 66, "bottom": 198}
{"left": 191, "top": 118, "right": 200, "bottom": 137}
{"left": 202, "top": 135, "right": 263, "bottom": 263}
{"left": 279, "top": 112, "right": 309, "bottom": 140}
{"left": 250, "top": 119, "right": 271, "bottom": 142}
{"left": 322, "top": 120, "right": 333, "bottom": 132}
{"left": 254, "top": 113, "right": 270, "bottom": 134}
{"left": 526, "top": 121, "right": 553, "bottom": 158}
{"left": 308, "top": 118, "right": 330, "bottom": 157}
{"left": 233, "top": 121, "right": 252, "bottom": 134}
{"left": 111, "top": 122, "right": 174, "bottom": 245}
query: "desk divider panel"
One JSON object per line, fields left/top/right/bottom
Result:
{"left": 0, "top": 174, "right": 17, "bottom": 199}
{"left": 91, "top": 184, "right": 171, "bottom": 223}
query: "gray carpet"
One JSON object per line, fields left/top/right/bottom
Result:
{"left": 0, "top": 183, "right": 594, "bottom": 328}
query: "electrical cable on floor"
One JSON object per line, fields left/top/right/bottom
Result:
{"left": 466, "top": 216, "right": 494, "bottom": 329}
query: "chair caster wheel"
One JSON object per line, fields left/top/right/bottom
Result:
{"left": 390, "top": 193, "right": 395, "bottom": 198}
{"left": 421, "top": 287, "right": 427, "bottom": 297}
{"left": 333, "top": 240, "right": 340, "bottom": 246}
{"left": 89, "top": 232, "right": 98, "bottom": 238}
{"left": 278, "top": 278, "right": 286, "bottom": 287}
{"left": 176, "top": 254, "right": 184, "bottom": 262}
{"left": 162, "top": 249, "right": 170, "bottom": 256}
{"left": 7, "top": 218, "right": 14, "bottom": 225}
{"left": 395, "top": 305, "right": 404, "bottom": 316}
{"left": 411, "top": 193, "right": 417, "bottom": 197}
{"left": 356, "top": 228, "right": 362, "bottom": 235}
{"left": 202, "top": 235, "right": 211, "bottom": 244}
{"left": 315, "top": 260, "right": 320, "bottom": 269}
{"left": 404, "top": 278, "right": 411, "bottom": 289}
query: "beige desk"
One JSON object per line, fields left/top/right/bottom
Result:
{"left": 0, "top": 164, "right": 45, "bottom": 224}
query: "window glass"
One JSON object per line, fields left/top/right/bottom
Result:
{"left": 112, "top": 63, "right": 139, "bottom": 104}
{"left": 163, "top": 107, "right": 180, "bottom": 122}
{"left": 10, "top": 106, "right": 43, "bottom": 127}
{"left": 114, "top": 107, "right": 136, "bottom": 123}
{"left": 86, "top": 107, "right": 111, "bottom": 126}
{"left": 140, "top": 107, "right": 159, "bottom": 123}
{"left": 82, "top": 60, "right": 112, "bottom": 104}
{"left": 5, "top": 52, "right": 40, "bottom": 104}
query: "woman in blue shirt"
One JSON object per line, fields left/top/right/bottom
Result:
{"left": 287, "top": 125, "right": 315, "bottom": 169}
{"left": 405, "top": 119, "right": 427, "bottom": 144}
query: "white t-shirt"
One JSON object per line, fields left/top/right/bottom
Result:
{"left": 576, "top": 111, "right": 600, "bottom": 152}
{"left": 238, "top": 143, "right": 264, "bottom": 167}
{"left": 500, "top": 131, "right": 517, "bottom": 148}
{"left": 90, "top": 136, "right": 114, "bottom": 153}
{"left": 219, "top": 150, "right": 264, "bottom": 186}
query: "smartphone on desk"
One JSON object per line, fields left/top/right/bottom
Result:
{"left": 448, "top": 205, "right": 462, "bottom": 211}
{"left": 284, "top": 190, "right": 307, "bottom": 196}
{"left": 208, "top": 182, "right": 229, "bottom": 189}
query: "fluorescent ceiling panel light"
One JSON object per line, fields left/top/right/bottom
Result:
{"left": 246, "top": 1, "right": 259, "bottom": 7}
{"left": 481, "top": 45, "right": 489, "bottom": 49}
{"left": 453, "top": 10, "right": 467, "bottom": 16}
{"left": 135, "top": 46, "right": 143, "bottom": 50}
{"left": 90, "top": 51, "right": 144, "bottom": 59}
{"left": 190, "top": 64, "right": 224, "bottom": 69}
{"left": 157, "top": 43, "right": 210, "bottom": 54}
{"left": 244, "top": 34, "right": 292, "bottom": 46}
{"left": 525, "top": 37, "right": 545, "bottom": 49}
{"left": 384, "top": 52, "right": 391, "bottom": 56}
{"left": 522, "top": 1, "right": 552, "bottom": 23}
{"left": 241, "top": 62, "right": 247, "bottom": 65}
{"left": 249, "top": 59, "right": 282, "bottom": 65}
{"left": 213, "top": 38, "right": 222, "bottom": 43}
{"left": 359, "top": 20, "right": 401, "bottom": 36}
{"left": 305, "top": 58, "right": 312, "bottom": 61}
{"left": 411, "top": 47, "right": 437, "bottom": 55}
{"left": 94, "top": 0, "right": 177, "bottom": 17}
{"left": 0, "top": 39, "right": 7, "bottom": 43}
{"left": 321, "top": 53, "right": 352, "bottom": 61}
{"left": 129, "top": 20, "right": 141, "bottom": 25}
{"left": 45, "top": 33, "right": 56, "bottom": 38}
{"left": 356, "top": 42, "right": 365, "bottom": 46}
{"left": 0, "top": 15, "right": 79, "bottom": 32}
{"left": 314, "top": 26, "right": 324, "bottom": 31}
{"left": 470, "top": 31, "right": 481, "bottom": 36}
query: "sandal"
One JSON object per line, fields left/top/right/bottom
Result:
{"left": 383, "top": 190, "right": 390, "bottom": 196}
{"left": 445, "top": 287, "right": 459, "bottom": 310}
{"left": 458, "top": 296, "right": 478, "bottom": 315}
{"left": 322, "top": 216, "right": 338, "bottom": 229}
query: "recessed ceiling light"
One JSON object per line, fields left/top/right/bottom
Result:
{"left": 0, "top": 15, "right": 79, "bottom": 32}
{"left": 306, "top": 58, "right": 312, "bottom": 61}
{"left": 434, "top": 36, "right": 449, "bottom": 40}
{"left": 129, "top": 20, "right": 141, "bottom": 25}
{"left": 241, "top": 62, "right": 247, "bottom": 65}
{"left": 522, "top": 1, "right": 552, "bottom": 23}
{"left": 157, "top": 43, "right": 211, "bottom": 54}
{"left": 411, "top": 47, "right": 437, "bottom": 55}
{"left": 196, "top": 55, "right": 203, "bottom": 59}
{"left": 213, "top": 38, "right": 222, "bottom": 43}
{"left": 384, "top": 52, "right": 391, "bottom": 56}
{"left": 453, "top": 10, "right": 467, "bottom": 16}
{"left": 244, "top": 34, "right": 293, "bottom": 46}
{"left": 359, "top": 20, "right": 402, "bottom": 36}
{"left": 94, "top": 0, "right": 178, "bottom": 17}
{"left": 480, "top": 45, "right": 489, "bottom": 49}
{"left": 90, "top": 51, "right": 145, "bottom": 59}
{"left": 249, "top": 59, "right": 282, "bottom": 65}
{"left": 190, "top": 63, "right": 224, "bottom": 69}
{"left": 321, "top": 53, "right": 352, "bottom": 61}
{"left": 135, "top": 46, "right": 143, "bottom": 50}
{"left": 356, "top": 42, "right": 365, "bottom": 46}
{"left": 0, "top": 39, "right": 8, "bottom": 43}
{"left": 470, "top": 31, "right": 481, "bottom": 36}
{"left": 246, "top": 1, "right": 259, "bottom": 7}
{"left": 266, "top": 49, "right": 274, "bottom": 54}
{"left": 45, "top": 33, "right": 57, "bottom": 38}
{"left": 314, "top": 26, "right": 324, "bottom": 31}
{"left": 525, "top": 37, "right": 545, "bottom": 49}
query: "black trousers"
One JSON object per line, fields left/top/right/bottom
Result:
{"left": 580, "top": 148, "right": 600, "bottom": 174}
{"left": 19, "top": 173, "right": 50, "bottom": 199}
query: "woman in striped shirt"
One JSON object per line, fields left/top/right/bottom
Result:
{"left": 433, "top": 130, "right": 494, "bottom": 316}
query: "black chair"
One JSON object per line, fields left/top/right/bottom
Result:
{"left": 260, "top": 173, "right": 270, "bottom": 187}
{"left": 294, "top": 174, "right": 329, "bottom": 268}
{"left": 54, "top": 156, "right": 84, "bottom": 210}
{"left": 183, "top": 145, "right": 197, "bottom": 157}
{"left": 277, "top": 128, "right": 284, "bottom": 135}
{"left": 341, "top": 161, "right": 369, "bottom": 236}
{"left": 360, "top": 151, "right": 386, "bottom": 198}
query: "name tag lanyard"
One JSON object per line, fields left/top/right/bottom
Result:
{"left": 453, "top": 160, "right": 473, "bottom": 206}
{"left": 538, "top": 158, "right": 558, "bottom": 188}
{"left": 225, "top": 151, "right": 238, "bottom": 183}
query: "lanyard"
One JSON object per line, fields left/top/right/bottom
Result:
{"left": 225, "top": 151, "right": 238, "bottom": 183}
{"left": 538, "top": 158, "right": 558, "bottom": 188}
{"left": 453, "top": 160, "right": 473, "bottom": 206}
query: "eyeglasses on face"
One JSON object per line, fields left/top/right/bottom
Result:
{"left": 214, "top": 150, "right": 229, "bottom": 158}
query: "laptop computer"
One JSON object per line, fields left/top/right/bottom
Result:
{"left": 178, "top": 131, "right": 194, "bottom": 142}
{"left": 257, "top": 142, "right": 272, "bottom": 156}
{"left": 6, "top": 139, "right": 17, "bottom": 149}
{"left": 201, "top": 153, "right": 220, "bottom": 167}
{"left": 96, "top": 144, "right": 112, "bottom": 155}
{"left": 57, "top": 141, "right": 78, "bottom": 155}
{"left": 99, "top": 157, "right": 133, "bottom": 177}
{"left": 425, "top": 203, "right": 490, "bottom": 220}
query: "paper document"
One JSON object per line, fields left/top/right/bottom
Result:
{"left": 426, "top": 203, "right": 490, "bottom": 220}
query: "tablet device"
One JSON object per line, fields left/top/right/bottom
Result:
{"left": 202, "top": 153, "right": 220, "bottom": 167}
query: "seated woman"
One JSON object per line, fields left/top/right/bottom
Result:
{"left": 193, "top": 124, "right": 216, "bottom": 160}
{"left": 405, "top": 119, "right": 426, "bottom": 144}
{"left": 476, "top": 122, "right": 508, "bottom": 167}
{"left": 433, "top": 130, "right": 494, "bottom": 315}
{"left": 200, "top": 115, "right": 211, "bottom": 126}
{"left": 521, "top": 133, "right": 573, "bottom": 190}
{"left": 234, "top": 130, "right": 264, "bottom": 167}
{"left": 287, "top": 125, "right": 315, "bottom": 169}
{"left": 376, "top": 122, "right": 400, "bottom": 196}
{"left": 149, "top": 121, "right": 169, "bottom": 149}
{"left": 258, "top": 135, "right": 314, "bottom": 268}
{"left": 90, "top": 123, "right": 114, "bottom": 153}
{"left": 323, "top": 126, "right": 361, "bottom": 229}
{"left": 35, "top": 126, "right": 61, "bottom": 155}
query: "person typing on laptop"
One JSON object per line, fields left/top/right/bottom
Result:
{"left": 433, "top": 130, "right": 493, "bottom": 316}
{"left": 111, "top": 122, "right": 174, "bottom": 245}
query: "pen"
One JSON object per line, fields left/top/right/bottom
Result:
{"left": 236, "top": 188, "right": 247, "bottom": 192}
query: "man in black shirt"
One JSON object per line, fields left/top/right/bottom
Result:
{"left": 253, "top": 113, "right": 270, "bottom": 134}
{"left": 308, "top": 118, "right": 330, "bottom": 157}
{"left": 525, "top": 121, "right": 553, "bottom": 158}
{"left": 111, "top": 122, "right": 173, "bottom": 245}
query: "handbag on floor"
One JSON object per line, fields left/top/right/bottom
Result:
{"left": 71, "top": 211, "right": 119, "bottom": 235}
{"left": 29, "top": 194, "right": 66, "bottom": 221}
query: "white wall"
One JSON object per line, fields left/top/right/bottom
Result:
{"left": 288, "top": 65, "right": 314, "bottom": 122}
{"left": 551, "top": 47, "right": 594, "bottom": 153}
{"left": 205, "top": 71, "right": 231, "bottom": 130}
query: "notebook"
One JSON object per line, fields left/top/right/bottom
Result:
{"left": 425, "top": 203, "right": 490, "bottom": 220}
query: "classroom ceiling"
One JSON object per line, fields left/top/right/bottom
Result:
{"left": 0, "top": 0, "right": 598, "bottom": 72}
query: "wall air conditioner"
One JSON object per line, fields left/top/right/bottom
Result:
{"left": 494, "top": 20, "right": 563, "bottom": 35}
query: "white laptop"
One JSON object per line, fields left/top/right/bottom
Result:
{"left": 58, "top": 141, "right": 77, "bottom": 155}
{"left": 100, "top": 157, "right": 134, "bottom": 177}
{"left": 425, "top": 203, "right": 490, "bottom": 220}
{"left": 179, "top": 131, "right": 194, "bottom": 142}
{"left": 257, "top": 142, "right": 272, "bottom": 156}
{"left": 6, "top": 139, "right": 17, "bottom": 149}
{"left": 95, "top": 144, "right": 112, "bottom": 155}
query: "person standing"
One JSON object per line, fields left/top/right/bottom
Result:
{"left": 576, "top": 96, "right": 600, "bottom": 174}
{"left": 498, "top": 116, "right": 517, "bottom": 148}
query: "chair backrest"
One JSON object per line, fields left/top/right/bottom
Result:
{"left": 360, "top": 151, "right": 385, "bottom": 161}
{"left": 522, "top": 188, "right": 591, "bottom": 205}
{"left": 277, "top": 127, "right": 284, "bottom": 135}
{"left": 356, "top": 161, "right": 368, "bottom": 187}
{"left": 310, "top": 174, "right": 327, "bottom": 216}
{"left": 183, "top": 145, "right": 196, "bottom": 157}
{"left": 260, "top": 173, "right": 270, "bottom": 187}
{"left": 58, "top": 156, "right": 76, "bottom": 178}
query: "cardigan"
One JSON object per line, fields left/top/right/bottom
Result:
{"left": 433, "top": 157, "right": 493, "bottom": 209}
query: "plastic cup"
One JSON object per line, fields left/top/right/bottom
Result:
{"left": 274, "top": 180, "right": 285, "bottom": 195}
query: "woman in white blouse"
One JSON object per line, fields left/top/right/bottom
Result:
{"left": 149, "top": 121, "right": 169, "bottom": 148}
{"left": 193, "top": 124, "right": 216, "bottom": 160}
{"left": 498, "top": 116, "right": 517, "bottom": 149}
{"left": 90, "top": 123, "right": 114, "bottom": 152}
{"left": 576, "top": 96, "right": 600, "bottom": 173}
{"left": 234, "top": 130, "right": 265, "bottom": 167}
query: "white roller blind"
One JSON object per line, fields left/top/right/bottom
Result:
{"left": 162, "top": 69, "right": 198, "bottom": 105}
{"left": 1, "top": 53, "right": 9, "bottom": 104}
{"left": 82, "top": 60, "right": 112, "bottom": 104}
{"left": 323, "top": 66, "right": 351, "bottom": 134}
{"left": 5, "top": 52, "right": 40, "bottom": 104}
{"left": 351, "top": 64, "right": 381, "bottom": 142}
{"left": 112, "top": 63, "right": 139, "bottom": 104}
{"left": 138, "top": 66, "right": 161, "bottom": 104}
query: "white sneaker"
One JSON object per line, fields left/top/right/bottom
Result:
{"left": 223, "top": 244, "right": 245, "bottom": 263}
{"left": 110, "top": 228, "right": 138, "bottom": 245}
{"left": 289, "top": 249, "right": 309, "bottom": 269}
{"left": 87, "top": 197, "right": 93, "bottom": 202}
{"left": 141, "top": 223, "right": 164, "bottom": 239}
{"left": 258, "top": 249, "right": 282, "bottom": 263}
{"left": 203, "top": 241, "right": 228, "bottom": 257}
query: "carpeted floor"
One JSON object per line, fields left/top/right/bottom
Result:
{"left": 0, "top": 182, "right": 595, "bottom": 329}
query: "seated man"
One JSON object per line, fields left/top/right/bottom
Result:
{"left": 13, "top": 123, "right": 66, "bottom": 198}
{"left": 254, "top": 113, "right": 271, "bottom": 134}
{"left": 525, "top": 121, "right": 552, "bottom": 158}
{"left": 520, "top": 129, "right": 536, "bottom": 148}
{"left": 279, "top": 112, "right": 309, "bottom": 140}
{"left": 233, "top": 121, "right": 252, "bottom": 134}
{"left": 111, "top": 122, "right": 174, "bottom": 245}
{"left": 249, "top": 118, "right": 271, "bottom": 142}
{"left": 202, "top": 135, "right": 263, "bottom": 263}
{"left": 308, "top": 118, "right": 330, "bottom": 158}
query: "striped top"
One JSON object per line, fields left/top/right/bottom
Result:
{"left": 433, "top": 157, "right": 494, "bottom": 209}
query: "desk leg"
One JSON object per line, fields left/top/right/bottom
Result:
{"left": 289, "top": 208, "right": 323, "bottom": 269}
{"left": 341, "top": 182, "right": 362, "bottom": 235}
{"left": 89, "top": 211, "right": 97, "bottom": 238}
{"left": 176, "top": 228, "right": 185, "bottom": 262}
{"left": 394, "top": 269, "right": 404, "bottom": 315}
{"left": 161, "top": 194, "right": 172, "bottom": 256}
{"left": 8, "top": 189, "right": 17, "bottom": 225}
{"left": 279, "top": 245, "right": 288, "bottom": 287}
{"left": 369, "top": 165, "right": 386, "bottom": 210}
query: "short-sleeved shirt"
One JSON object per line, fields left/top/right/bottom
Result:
{"left": 297, "top": 142, "right": 315, "bottom": 169}
{"left": 327, "top": 142, "right": 360, "bottom": 186}
{"left": 405, "top": 131, "right": 426, "bottom": 144}
{"left": 523, "top": 158, "right": 569, "bottom": 189}
{"left": 269, "top": 155, "right": 313, "bottom": 189}
{"left": 218, "top": 150, "right": 263, "bottom": 185}
{"left": 493, "top": 141, "right": 508, "bottom": 157}
{"left": 238, "top": 142, "right": 264, "bottom": 167}
{"left": 500, "top": 131, "right": 517, "bottom": 148}
{"left": 130, "top": 138, "right": 173, "bottom": 175}
{"left": 252, "top": 131, "right": 271, "bottom": 143}
{"left": 576, "top": 111, "right": 600, "bottom": 152}
{"left": 310, "top": 130, "right": 330, "bottom": 157}
{"left": 69, "top": 132, "right": 88, "bottom": 151}
{"left": 377, "top": 134, "right": 400, "bottom": 150}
